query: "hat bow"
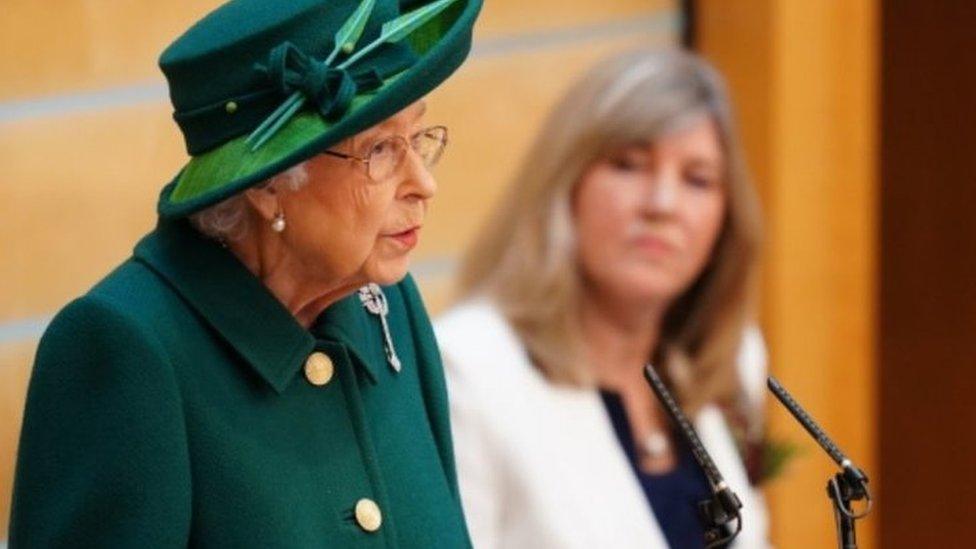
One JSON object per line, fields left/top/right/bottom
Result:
{"left": 255, "top": 42, "right": 384, "bottom": 123}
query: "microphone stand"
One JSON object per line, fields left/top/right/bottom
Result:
{"left": 767, "top": 376, "right": 873, "bottom": 549}
{"left": 643, "top": 364, "right": 742, "bottom": 548}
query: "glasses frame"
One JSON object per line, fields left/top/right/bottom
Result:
{"left": 321, "top": 125, "right": 449, "bottom": 182}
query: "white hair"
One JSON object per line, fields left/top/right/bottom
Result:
{"left": 190, "top": 162, "right": 310, "bottom": 241}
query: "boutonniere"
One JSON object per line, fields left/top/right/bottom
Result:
{"left": 723, "top": 403, "right": 801, "bottom": 485}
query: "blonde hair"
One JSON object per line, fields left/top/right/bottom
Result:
{"left": 454, "top": 49, "right": 762, "bottom": 414}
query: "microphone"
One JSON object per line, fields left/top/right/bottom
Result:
{"left": 766, "top": 376, "right": 872, "bottom": 549}
{"left": 643, "top": 363, "right": 742, "bottom": 548}
{"left": 766, "top": 376, "right": 870, "bottom": 490}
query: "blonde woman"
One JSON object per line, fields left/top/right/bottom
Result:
{"left": 435, "top": 50, "right": 769, "bottom": 548}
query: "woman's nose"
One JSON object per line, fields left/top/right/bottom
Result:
{"left": 399, "top": 150, "right": 437, "bottom": 200}
{"left": 643, "top": 174, "right": 679, "bottom": 213}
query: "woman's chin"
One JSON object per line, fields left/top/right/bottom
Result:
{"left": 597, "top": 270, "right": 688, "bottom": 306}
{"left": 366, "top": 257, "right": 412, "bottom": 286}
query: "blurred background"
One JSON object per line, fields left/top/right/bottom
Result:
{"left": 2, "top": 1, "right": 974, "bottom": 547}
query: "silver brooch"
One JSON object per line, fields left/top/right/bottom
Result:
{"left": 357, "top": 283, "right": 402, "bottom": 373}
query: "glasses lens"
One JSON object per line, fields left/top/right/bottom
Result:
{"left": 412, "top": 126, "right": 448, "bottom": 167}
{"left": 367, "top": 136, "right": 408, "bottom": 181}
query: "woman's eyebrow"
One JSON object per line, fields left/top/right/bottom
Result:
{"left": 617, "top": 140, "right": 652, "bottom": 153}
{"left": 685, "top": 157, "right": 722, "bottom": 171}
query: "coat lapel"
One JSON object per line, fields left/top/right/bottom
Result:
{"left": 134, "top": 218, "right": 316, "bottom": 394}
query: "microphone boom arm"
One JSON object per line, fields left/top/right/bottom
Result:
{"left": 766, "top": 376, "right": 873, "bottom": 549}
{"left": 643, "top": 363, "right": 743, "bottom": 548}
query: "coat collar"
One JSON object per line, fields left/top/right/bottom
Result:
{"left": 311, "top": 288, "right": 383, "bottom": 383}
{"left": 133, "top": 218, "right": 381, "bottom": 393}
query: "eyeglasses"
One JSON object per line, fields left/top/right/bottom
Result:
{"left": 322, "top": 125, "right": 448, "bottom": 182}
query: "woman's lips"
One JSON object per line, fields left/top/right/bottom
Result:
{"left": 633, "top": 235, "right": 678, "bottom": 255}
{"left": 386, "top": 227, "right": 420, "bottom": 249}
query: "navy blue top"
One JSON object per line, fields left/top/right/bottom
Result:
{"left": 599, "top": 390, "right": 712, "bottom": 549}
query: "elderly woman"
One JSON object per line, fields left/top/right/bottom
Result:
{"left": 435, "top": 50, "right": 770, "bottom": 548}
{"left": 9, "top": 0, "right": 481, "bottom": 546}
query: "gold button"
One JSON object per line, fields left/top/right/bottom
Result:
{"left": 304, "top": 352, "right": 334, "bottom": 386}
{"left": 354, "top": 498, "right": 382, "bottom": 532}
{"left": 224, "top": 101, "right": 238, "bottom": 114}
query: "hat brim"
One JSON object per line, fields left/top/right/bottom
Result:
{"left": 158, "top": 0, "right": 481, "bottom": 218}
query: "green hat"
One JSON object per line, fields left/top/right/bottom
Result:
{"left": 156, "top": 0, "right": 482, "bottom": 218}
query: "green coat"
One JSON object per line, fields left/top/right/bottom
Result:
{"left": 9, "top": 218, "right": 472, "bottom": 548}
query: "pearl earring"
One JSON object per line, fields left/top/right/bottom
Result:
{"left": 271, "top": 211, "right": 286, "bottom": 232}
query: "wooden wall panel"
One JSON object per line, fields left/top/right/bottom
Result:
{"left": 880, "top": 3, "right": 976, "bottom": 547}
{"left": 0, "top": 345, "right": 36, "bottom": 537}
{"left": 697, "top": 1, "right": 878, "bottom": 547}
{"left": 477, "top": 0, "right": 671, "bottom": 37}
{"left": 1, "top": 1, "right": 220, "bottom": 100}
{"left": 0, "top": 105, "right": 179, "bottom": 321}
{"left": 1, "top": 0, "right": 668, "bottom": 101}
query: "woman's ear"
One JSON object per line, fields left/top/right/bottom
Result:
{"left": 243, "top": 183, "right": 279, "bottom": 222}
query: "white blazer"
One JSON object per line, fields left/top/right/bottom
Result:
{"left": 435, "top": 300, "right": 770, "bottom": 549}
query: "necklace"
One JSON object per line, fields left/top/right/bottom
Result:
{"left": 640, "top": 431, "right": 671, "bottom": 460}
